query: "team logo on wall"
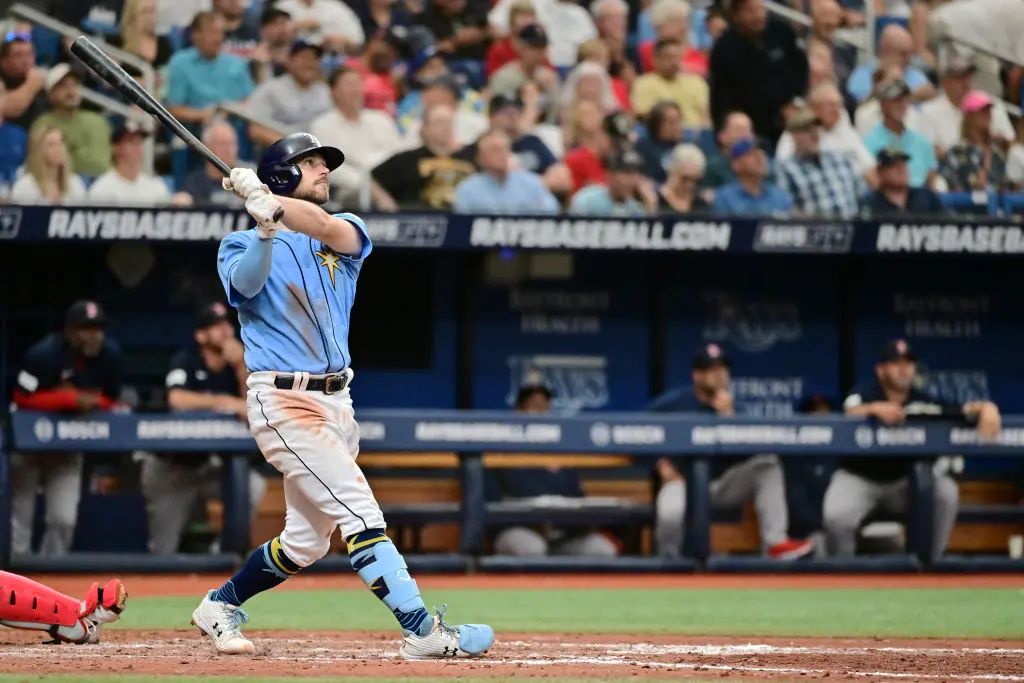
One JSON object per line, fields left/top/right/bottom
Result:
{"left": 916, "top": 363, "right": 990, "bottom": 404}
{"left": 506, "top": 355, "right": 609, "bottom": 412}
{"left": 701, "top": 291, "right": 802, "bottom": 353}
{"left": 0, "top": 207, "right": 23, "bottom": 239}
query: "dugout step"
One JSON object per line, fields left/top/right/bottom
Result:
{"left": 955, "top": 504, "right": 1024, "bottom": 524}
{"left": 929, "top": 555, "right": 1024, "bottom": 573}
{"left": 478, "top": 555, "right": 697, "bottom": 573}
{"left": 9, "top": 551, "right": 239, "bottom": 574}
{"left": 705, "top": 554, "right": 921, "bottom": 573}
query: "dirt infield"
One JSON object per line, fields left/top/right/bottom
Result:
{"left": 4, "top": 574, "right": 1023, "bottom": 681}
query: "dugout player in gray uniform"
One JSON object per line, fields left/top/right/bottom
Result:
{"left": 142, "top": 303, "right": 267, "bottom": 555}
{"left": 824, "top": 338, "right": 1001, "bottom": 558}
{"left": 649, "top": 343, "right": 814, "bottom": 559}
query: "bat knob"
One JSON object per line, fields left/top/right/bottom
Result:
{"left": 272, "top": 208, "right": 284, "bottom": 222}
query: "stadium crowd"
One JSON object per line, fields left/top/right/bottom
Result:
{"left": 1, "top": 0, "right": 1023, "bottom": 217}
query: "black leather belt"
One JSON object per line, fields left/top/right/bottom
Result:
{"left": 274, "top": 372, "right": 350, "bottom": 394}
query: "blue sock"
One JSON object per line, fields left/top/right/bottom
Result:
{"left": 212, "top": 536, "right": 301, "bottom": 607}
{"left": 347, "top": 530, "right": 434, "bottom": 637}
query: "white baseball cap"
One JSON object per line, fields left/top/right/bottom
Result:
{"left": 45, "top": 63, "right": 77, "bottom": 93}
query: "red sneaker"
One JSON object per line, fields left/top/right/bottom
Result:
{"left": 768, "top": 538, "right": 814, "bottom": 560}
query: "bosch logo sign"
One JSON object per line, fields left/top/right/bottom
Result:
{"left": 854, "top": 426, "right": 874, "bottom": 448}
{"left": 34, "top": 418, "right": 55, "bottom": 443}
{"left": 590, "top": 422, "right": 611, "bottom": 447}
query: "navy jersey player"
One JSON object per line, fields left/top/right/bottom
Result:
{"left": 191, "top": 133, "right": 494, "bottom": 659}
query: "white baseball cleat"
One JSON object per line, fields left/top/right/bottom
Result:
{"left": 191, "top": 590, "right": 255, "bottom": 655}
{"left": 398, "top": 605, "right": 495, "bottom": 660}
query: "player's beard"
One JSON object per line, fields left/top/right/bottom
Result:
{"left": 293, "top": 181, "right": 330, "bottom": 206}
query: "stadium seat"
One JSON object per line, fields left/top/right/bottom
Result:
{"left": 939, "top": 191, "right": 997, "bottom": 216}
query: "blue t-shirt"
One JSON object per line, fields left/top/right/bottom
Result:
{"left": 569, "top": 185, "right": 647, "bottom": 216}
{"left": 165, "top": 48, "right": 255, "bottom": 110}
{"left": 846, "top": 60, "right": 930, "bottom": 103}
{"left": 712, "top": 181, "right": 793, "bottom": 216}
{"left": 0, "top": 123, "right": 28, "bottom": 186}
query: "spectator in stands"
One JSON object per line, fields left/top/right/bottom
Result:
{"left": 400, "top": 74, "right": 489, "bottom": 149}
{"left": 908, "top": 0, "right": 950, "bottom": 72}
{"left": 650, "top": 343, "right": 814, "bottom": 560}
{"left": 570, "top": 147, "right": 652, "bottom": 215}
{"left": 491, "top": 380, "right": 619, "bottom": 558}
{"left": 11, "top": 300, "right": 124, "bottom": 556}
{"left": 212, "top": 0, "right": 261, "bottom": 58}
{"left": 845, "top": 25, "right": 934, "bottom": 105}
{"left": 639, "top": 0, "right": 708, "bottom": 79}
{"left": 246, "top": 41, "right": 333, "bottom": 148}
{"left": 805, "top": 0, "right": 855, "bottom": 88}
{"left": 918, "top": 57, "right": 1017, "bottom": 158}
{"left": 489, "top": 24, "right": 561, "bottom": 123}
{"left": 777, "top": 82, "right": 876, "bottom": 184}
{"left": 346, "top": 25, "right": 414, "bottom": 117}
{"left": 590, "top": 0, "right": 634, "bottom": 87}
{"left": 774, "top": 107, "right": 865, "bottom": 219}
{"left": 631, "top": 39, "right": 709, "bottom": 127}
{"left": 110, "top": 0, "right": 174, "bottom": 90}
{"left": 825, "top": 339, "right": 1001, "bottom": 560}
{"left": 180, "top": 118, "right": 254, "bottom": 207}
{"left": 0, "top": 81, "right": 28, "bottom": 194}
{"left": 28, "top": 64, "right": 111, "bottom": 180}
{"left": 87, "top": 122, "right": 191, "bottom": 206}
{"left": 518, "top": 80, "right": 565, "bottom": 158}
{"left": 702, "top": 109, "right": 753, "bottom": 189}
{"left": 0, "top": 32, "right": 47, "bottom": 131}
{"left": 636, "top": 101, "right": 684, "bottom": 183}
{"left": 145, "top": 302, "right": 267, "bottom": 555}
{"left": 275, "top": 0, "right": 365, "bottom": 54}
{"left": 10, "top": 126, "right": 88, "bottom": 204}
{"left": 371, "top": 104, "right": 475, "bottom": 208}
{"left": 575, "top": 39, "right": 631, "bottom": 111}
{"left": 354, "top": 0, "right": 415, "bottom": 42}
{"left": 805, "top": 42, "right": 858, "bottom": 119}
{"left": 709, "top": 0, "right": 807, "bottom": 144}
{"left": 165, "top": 12, "right": 255, "bottom": 128}
{"left": 860, "top": 146, "right": 945, "bottom": 216}
{"left": 310, "top": 65, "right": 402, "bottom": 208}
{"left": 250, "top": 8, "right": 295, "bottom": 84}
{"left": 559, "top": 62, "right": 619, "bottom": 121}
{"left": 854, "top": 65, "right": 924, "bottom": 138}
{"left": 938, "top": 91, "right": 1014, "bottom": 193}
{"left": 862, "top": 80, "right": 939, "bottom": 190}
{"left": 155, "top": 0, "right": 208, "bottom": 37}
{"left": 418, "top": 0, "right": 491, "bottom": 63}
{"left": 712, "top": 137, "right": 793, "bottom": 215}
{"left": 456, "top": 94, "right": 570, "bottom": 194}
{"left": 485, "top": 0, "right": 538, "bottom": 78}
{"left": 657, "top": 143, "right": 710, "bottom": 212}
{"left": 563, "top": 100, "right": 613, "bottom": 191}
{"left": 454, "top": 129, "right": 559, "bottom": 213}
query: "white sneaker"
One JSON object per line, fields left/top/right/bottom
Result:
{"left": 399, "top": 605, "right": 495, "bottom": 660}
{"left": 191, "top": 590, "right": 255, "bottom": 655}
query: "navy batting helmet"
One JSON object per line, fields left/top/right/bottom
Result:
{"left": 257, "top": 133, "right": 345, "bottom": 194}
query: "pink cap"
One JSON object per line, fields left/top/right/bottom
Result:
{"left": 961, "top": 90, "right": 993, "bottom": 114}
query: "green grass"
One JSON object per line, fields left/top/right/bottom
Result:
{"left": 112, "top": 588, "right": 1024, "bottom": 639}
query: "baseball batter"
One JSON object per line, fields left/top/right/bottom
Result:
{"left": 190, "top": 133, "right": 494, "bottom": 660}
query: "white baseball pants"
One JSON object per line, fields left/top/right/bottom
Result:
{"left": 246, "top": 371, "right": 386, "bottom": 568}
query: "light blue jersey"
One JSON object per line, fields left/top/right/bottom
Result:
{"left": 216, "top": 213, "right": 372, "bottom": 374}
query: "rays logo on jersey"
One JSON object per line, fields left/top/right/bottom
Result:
{"left": 701, "top": 291, "right": 802, "bottom": 353}
{"left": 506, "top": 355, "right": 609, "bottom": 412}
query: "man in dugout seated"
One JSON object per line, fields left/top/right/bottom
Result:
{"left": 488, "top": 380, "right": 619, "bottom": 558}
{"left": 824, "top": 338, "right": 1001, "bottom": 559}
{"left": 140, "top": 302, "right": 267, "bottom": 554}
{"left": 649, "top": 343, "right": 814, "bottom": 560}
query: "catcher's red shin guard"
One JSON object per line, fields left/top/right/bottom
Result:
{"left": 0, "top": 571, "right": 81, "bottom": 627}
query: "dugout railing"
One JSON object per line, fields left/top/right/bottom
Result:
{"left": 3, "top": 410, "right": 1024, "bottom": 575}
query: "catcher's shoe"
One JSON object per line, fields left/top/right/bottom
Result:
{"left": 78, "top": 578, "right": 128, "bottom": 644}
{"left": 398, "top": 605, "right": 494, "bottom": 660}
{"left": 191, "top": 590, "right": 254, "bottom": 655}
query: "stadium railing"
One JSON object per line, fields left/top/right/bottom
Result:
{"left": 4, "top": 410, "right": 1024, "bottom": 574}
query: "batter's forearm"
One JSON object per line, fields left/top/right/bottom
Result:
{"left": 275, "top": 195, "right": 363, "bottom": 255}
{"left": 230, "top": 236, "right": 274, "bottom": 299}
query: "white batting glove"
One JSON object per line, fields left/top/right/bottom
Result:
{"left": 246, "top": 190, "right": 283, "bottom": 239}
{"left": 222, "top": 168, "right": 265, "bottom": 200}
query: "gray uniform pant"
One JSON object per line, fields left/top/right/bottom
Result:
{"left": 10, "top": 452, "right": 84, "bottom": 556}
{"left": 140, "top": 455, "right": 268, "bottom": 555}
{"left": 822, "top": 469, "right": 959, "bottom": 559}
{"left": 654, "top": 454, "right": 790, "bottom": 557}
{"left": 493, "top": 527, "right": 618, "bottom": 557}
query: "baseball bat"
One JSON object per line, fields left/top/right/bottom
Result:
{"left": 69, "top": 36, "right": 284, "bottom": 222}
